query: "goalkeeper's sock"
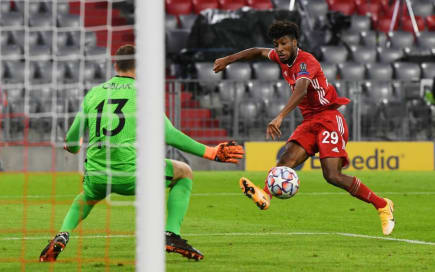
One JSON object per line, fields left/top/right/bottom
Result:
{"left": 348, "top": 177, "right": 387, "bottom": 209}
{"left": 59, "top": 192, "right": 97, "bottom": 233}
{"left": 166, "top": 178, "right": 192, "bottom": 235}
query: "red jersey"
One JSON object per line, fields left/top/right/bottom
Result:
{"left": 268, "top": 48, "right": 350, "bottom": 119}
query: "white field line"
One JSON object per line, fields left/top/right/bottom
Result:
{"left": 1, "top": 191, "right": 433, "bottom": 207}
{"left": 0, "top": 234, "right": 134, "bottom": 241}
{"left": 0, "top": 191, "right": 435, "bottom": 199}
{"left": 0, "top": 232, "right": 434, "bottom": 246}
{"left": 191, "top": 192, "right": 435, "bottom": 196}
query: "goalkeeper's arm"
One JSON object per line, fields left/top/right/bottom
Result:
{"left": 165, "top": 115, "right": 244, "bottom": 163}
{"left": 64, "top": 106, "right": 87, "bottom": 154}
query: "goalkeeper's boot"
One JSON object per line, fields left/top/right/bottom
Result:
{"left": 166, "top": 232, "right": 204, "bottom": 261}
{"left": 239, "top": 177, "right": 270, "bottom": 210}
{"left": 377, "top": 198, "right": 395, "bottom": 235}
{"left": 39, "top": 232, "right": 69, "bottom": 262}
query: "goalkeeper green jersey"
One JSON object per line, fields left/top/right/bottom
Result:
{"left": 66, "top": 76, "right": 137, "bottom": 183}
{"left": 65, "top": 75, "right": 208, "bottom": 184}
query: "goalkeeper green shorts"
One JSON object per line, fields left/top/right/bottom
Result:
{"left": 83, "top": 159, "right": 175, "bottom": 200}
{"left": 83, "top": 176, "right": 136, "bottom": 200}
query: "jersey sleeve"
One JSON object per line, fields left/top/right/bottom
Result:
{"left": 295, "top": 55, "right": 320, "bottom": 81}
{"left": 268, "top": 49, "right": 280, "bottom": 63}
{"left": 65, "top": 101, "right": 88, "bottom": 153}
{"left": 165, "top": 115, "right": 207, "bottom": 157}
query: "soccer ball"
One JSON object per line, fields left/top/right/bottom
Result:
{"left": 266, "top": 166, "right": 300, "bottom": 199}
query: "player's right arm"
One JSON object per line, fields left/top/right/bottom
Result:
{"left": 267, "top": 78, "right": 310, "bottom": 140}
{"left": 64, "top": 104, "right": 87, "bottom": 154}
{"left": 213, "top": 48, "right": 271, "bottom": 73}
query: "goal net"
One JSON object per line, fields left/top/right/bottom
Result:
{"left": 0, "top": 0, "right": 164, "bottom": 270}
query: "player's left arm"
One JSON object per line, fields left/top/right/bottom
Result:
{"left": 165, "top": 116, "right": 244, "bottom": 163}
{"left": 267, "top": 78, "right": 310, "bottom": 140}
{"left": 64, "top": 103, "right": 88, "bottom": 154}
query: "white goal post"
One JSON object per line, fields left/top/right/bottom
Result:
{"left": 135, "top": 0, "right": 165, "bottom": 271}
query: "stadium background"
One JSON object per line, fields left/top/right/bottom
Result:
{"left": 1, "top": 0, "right": 434, "bottom": 171}
{"left": 0, "top": 0, "right": 435, "bottom": 270}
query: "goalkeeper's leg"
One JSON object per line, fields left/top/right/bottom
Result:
{"left": 40, "top": 180, "right": 102, "bottom": 262}
{"left": 165, "top": 159, "right": 203, "bottom": 260}
{"left": 59, "top": 192, "right": 99, "bottom": 233}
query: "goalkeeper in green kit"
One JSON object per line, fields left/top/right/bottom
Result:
{"left": 39, "top": 45, "right": 244, "bottom": 262}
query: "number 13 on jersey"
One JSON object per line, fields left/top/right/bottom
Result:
{"left": 95, "top": 99, "right": 129, "bottom": 137}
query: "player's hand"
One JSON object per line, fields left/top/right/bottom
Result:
{"left": 213, "top": 57, "right": 229, "bottom": 73}
{"left": 203, "top": 141, "right": 244, "bottom": 163}
{"left": 64, "top": 137, "right": 83, "bottom": 154}
{"left": 267, "top": 116, "right": 283, "bottom": 140}
{"left": 214, "top": 141, "right": 245, "bottom": 163}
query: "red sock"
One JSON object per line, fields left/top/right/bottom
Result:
{"left": 348, "top": 177, "right": 387, "bottom": 209}
{"left": 263, "top": 184, "right": 273, "bottom": 198}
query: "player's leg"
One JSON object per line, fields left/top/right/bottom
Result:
{"left": 320, "top": 157, "right": 387, "bottom": 207}
{"left": 320, "top": 157, "right": 394, "bottom": 235}
{"left": 264, "top": 141, "right": 309, "bottom": 195}
{"left": 165, "top": 159, "right": 193, "bottom": 236}
{"left": 59, "top": 196, "right": 100, "bottom": 230}
{"left": 317, "top": 111, "right": 394, "bottom": 235}
{"left": 40, "top": 177, "right": 104, "bottom": 262}
{"left": 240, "top": 141, "right": 310, "bottom": 210}
{"left": 165, "top": 159, "right": 203, "bottom": 260}
{"left": 240, "top": 113, "right": 313, "bottom": 210}
{"left": 276, "top": 141, "right": 310, "bottom": 167}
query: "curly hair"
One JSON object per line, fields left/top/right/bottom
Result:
{"left": 268, "top": 21, "right": 299, "bottom": 41}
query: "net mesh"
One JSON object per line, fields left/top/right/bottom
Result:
{"left": 0, "top": 0, "right": 136, "bottom": 270}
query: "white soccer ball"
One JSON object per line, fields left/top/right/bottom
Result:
{"left": 266, "top": 166, "right": 300, "bottom": 199}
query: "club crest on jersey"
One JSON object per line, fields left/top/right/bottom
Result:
{"left": 297, "top": 62, "right": 309, "bottom": 76}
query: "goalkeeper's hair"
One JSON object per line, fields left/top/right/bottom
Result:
{"left": 268, "top": 21, "right": 299, "bottom": 41}
{"left": 115, "top": 44, "right": 135, "bottom": 71}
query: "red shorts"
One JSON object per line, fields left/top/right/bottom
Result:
{"left": 289, "top": 109, "right": 349, "bottom": 167}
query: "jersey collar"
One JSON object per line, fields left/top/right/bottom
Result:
{"left": 286, "top": 48, "right": 299, "bottom": 68}
{"left": 115, "top": 75, "right": 135, "bottom": 80}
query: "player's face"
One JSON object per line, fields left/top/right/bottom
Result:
{"left": 272, "top": 36, "right": 297, "bottom": 63}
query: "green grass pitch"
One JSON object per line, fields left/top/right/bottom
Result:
{"left": 0, "top": 171, "right": 434, "bottom": 271}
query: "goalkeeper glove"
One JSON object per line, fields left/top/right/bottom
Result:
{"left": 203, "top": 141, "right": 244, "bottom": 164}
{"left": 64, "top": 137, "right": 83, "bottom": 154}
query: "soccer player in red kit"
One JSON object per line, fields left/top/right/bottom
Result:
{"left": 213, "top": 21, "right": 395, "bottom": 235}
